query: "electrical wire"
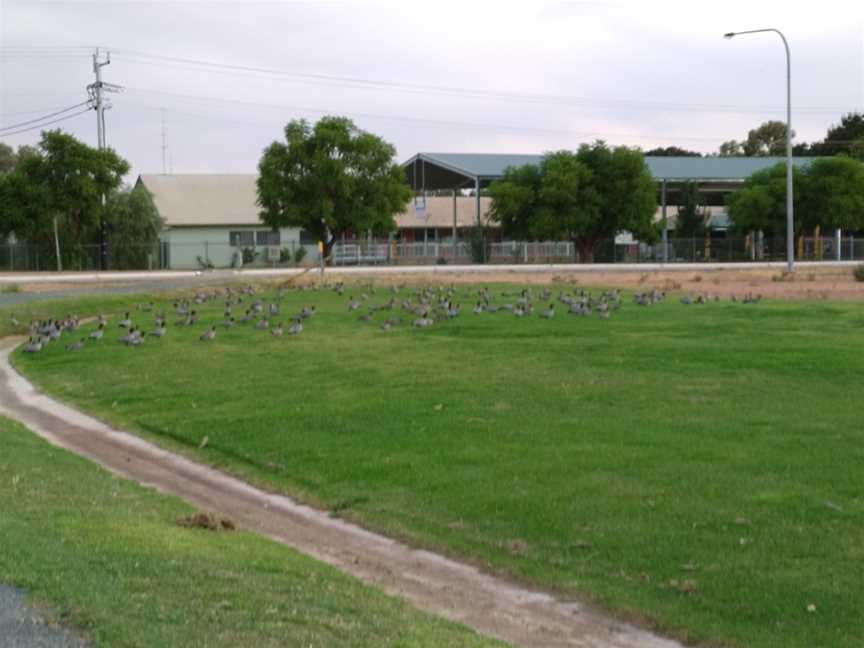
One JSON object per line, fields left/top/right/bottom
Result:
{"left": 0, "top": 101, "right": 93, "bottom": 133}
{"left": 117, "top": 88, "right": 726, "bottom": 142}
{"left": 110, "top": 48, "right": 855, "bottom": 116}
{"left": 0, "top": 107, "right": 93, "bottom": 138}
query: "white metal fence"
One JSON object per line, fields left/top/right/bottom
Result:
{"left": 3, "top": 236, "right": 864, "bottom": 271}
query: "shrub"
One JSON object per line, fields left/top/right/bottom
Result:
{"left": 279, "top": 248, "right": 292, "bottom": 264}
{"left": 854, "top": 264, "right": 864, "bottom": 282}
{"left": 242, "top": 247, "right": 257, "bottom": 264}
{"left": 466, "top": 226, "right": 486, "bottom": 264}
{"left": 436, "top": 256, "right": 448, "bottom": 265}
{"left": 294, "top": 246, "right": 308, "bottom": 264}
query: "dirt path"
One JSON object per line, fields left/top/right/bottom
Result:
{"left": 0, "top": 338, "right": 681, "bottom": 648}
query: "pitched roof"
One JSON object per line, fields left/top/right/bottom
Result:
{"left": 404, "top": 152, "right": 819, "bottom": 182}
{"left": 138, "top": 174, "right": 262, "bottom": 227}
{"left": 138, "top": 174, "right": 494, "bottom": 229}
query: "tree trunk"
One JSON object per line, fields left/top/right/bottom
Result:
{"left": 321, "top": 235, "right": 338, "bottom": 267}
{"left": 576, "top": 239, "right": 595, "bottom": 264}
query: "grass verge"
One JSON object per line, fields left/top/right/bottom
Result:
{"left": 0, "top": 416, "right": 500, "bottom": 647}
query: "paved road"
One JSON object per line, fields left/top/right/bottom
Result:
{"left": 0, "top": 585, "right": 87, "bottom": 648}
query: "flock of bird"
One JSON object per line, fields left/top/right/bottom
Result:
{"left": 19, "top": 284, "right": 316, "bottom": 354}
{"left": 14, "top": 281, "right": 764, "bottom": 354}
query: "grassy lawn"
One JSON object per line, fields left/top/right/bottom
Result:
{"left": 8, "top": 282, "right": 864, "bottom": 647}
{"left": 0, "top": 416, "right": 501, "bottom": 647}
{"left": 0, "top": 292, "right": 166, "bottom": 338}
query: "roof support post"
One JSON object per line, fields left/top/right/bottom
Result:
{"left": 661, "top": 179, "right": 668, "bottom": 264}
{"left": 474, "top": 177, "right": 481, "bottom": 227}
{"left": 453, "top": 189, "right": 458, "bottom": 262}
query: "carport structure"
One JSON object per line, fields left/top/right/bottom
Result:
{"left": 402, "top": 153, "right": 819, "bottom": 260}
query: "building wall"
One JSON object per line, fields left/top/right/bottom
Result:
{"left": 160, "top": 226, "right": 314, "bottom": 269}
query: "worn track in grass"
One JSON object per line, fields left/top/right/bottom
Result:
{"left": 0, "top": 338, "right": 682, "bottom": 648}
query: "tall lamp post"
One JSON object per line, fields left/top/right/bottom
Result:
{"left": 724, "top": 29, "right": 794, "bottom": 273}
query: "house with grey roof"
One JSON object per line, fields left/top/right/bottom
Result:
{"left": 138, "top": 154, "right": 818, "bottom": 268}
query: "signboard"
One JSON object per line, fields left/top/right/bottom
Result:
{"left": 414, "top": 195, "right": 427, "bottom": 219}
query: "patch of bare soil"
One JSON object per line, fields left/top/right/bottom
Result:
{"left": 317, "top": 266, "right": 864, "bottom": 301}
{"left": 0, "top": 339, "right": 681, "bottom": 648}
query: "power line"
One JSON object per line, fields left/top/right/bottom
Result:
{"left": 0, "top": 104, "right": 81, "bottom": 117}
{"left": 117, "top": 88, "right": 728, "bottom": 143}
{"left": 0, "top": 101, "right": 92, "bottom": 133}
{"left": 0, "top": 107, "right": 93, "bottom": 138}
{"left": 110, "top": 48, "right": 853, "bottom": 116}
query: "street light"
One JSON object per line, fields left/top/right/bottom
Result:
{"left": 724, "top": 28, "right": 794, "bottom": 272}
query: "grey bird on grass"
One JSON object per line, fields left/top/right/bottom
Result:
{"left": 65, "top": 339, "right": 86, "bottom": 352}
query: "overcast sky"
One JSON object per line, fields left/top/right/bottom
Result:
{"left": 1, "top": 0, "right": 863, "bottom": 180}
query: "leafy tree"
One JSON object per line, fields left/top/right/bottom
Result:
{"left": 851, "top": 137, "right": 864, "bottom": 161}
{"left": 675, "top": 181, "right": 706, "bottom": 237}
{"left": 488, "top": 143, "right": 657, "bottom": 262}
{"left": 743, "top": 120, "right": 792, "bottom": 156}
{"left": 726, "top": 163, "right": 806, "bottom": 236}
{"left": 719, "top": 121, "right": 794, "bottom": 156}
{"left": 104, "top": 184, "right": 164, "bottom": 269}
{"left": 257, "top": 116, "right": 412, "bottom": 262}
{"left": 644, "top": 146, "right": 702, "bottom": 157}
{"left": 809, "top": 112, "right": 864, "bottom": 156}
{"left": 486, "top": 163, "right": 542, "bottom": 240}
{"left": 799, "top": 157, "right": 864, "bottom": 230}
{"left": 718, "top": 140, "right": 743, "bottom": 156}
{"left": 0, "top": 130, "right": 129, "bottom": 268}
{"left": 0, "top": 143, "right": 15, "bottom": 174}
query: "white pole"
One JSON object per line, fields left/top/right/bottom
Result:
{"left": 725, "top": 29, "right": 794, "bottom": 272}
{"left": 53, "top": 216, "right": 62, "bottom": 272}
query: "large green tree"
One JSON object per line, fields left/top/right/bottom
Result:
{"left": 726, "top": 158, "right": 864, "bottom": 235}
{"left": 806, "top": 112, "right": 864, "bottom": 158}
{"left": 799, "top": 157, "right": 864, "bottom": 230}
{"left": 674, "top": 181, "right": 706, "bottom": 237}
{"left": 104, "top": 183, "right": 164, "bottom": 269}
{"left": 0, "top": 130, "right": 129, "bottom": 268}
{"left": 0, "top": 143, "right": 16, "bottom": 174}
{"left": 488, "top": 143, "right": 657, "bottom": 262}
{"left": 719, "top": 121, "right": 794, "bottom": 156}
{"left": 256, "top": 116, "right": 412, "bottom": 262}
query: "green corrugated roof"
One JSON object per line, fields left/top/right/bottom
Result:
{"left": 405, "top": 152, "right": 818, "bottom": 181}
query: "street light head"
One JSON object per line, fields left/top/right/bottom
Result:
{"left": 723, "top": 32, "right": 736, "bottom": 39}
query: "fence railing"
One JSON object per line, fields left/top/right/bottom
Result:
{"left": 2, "top": 236, "right": 862, "bottom": 271}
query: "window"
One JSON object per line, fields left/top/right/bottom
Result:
{"left": 229, "top": 231, "right": 254, "bottom": 247}
{"left": 256, "top": 230, "right": 281, "bottom": 246}
{"left": 299, "top": 229, "right": 317, "bottom": 245}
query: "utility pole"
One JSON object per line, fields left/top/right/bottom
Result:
{"left": 88, "top": 48, "right": 122, "bottom": 271}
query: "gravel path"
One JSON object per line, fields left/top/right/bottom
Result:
{"left": 0, "top": 585, "right": 86, "bottom": 648}
{"left": 0, "top": 338, "right": 682, "bottom": 648}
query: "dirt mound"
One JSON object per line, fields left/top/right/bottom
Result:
{"left": 176, "top": 512, "right": 235, "bottom": 531}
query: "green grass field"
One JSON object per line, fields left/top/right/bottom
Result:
{"left": 8, "top": 282, "right": 864, "bottom": 647}
{"left": 0, "top": 416, "right": 500, "bottom": 647}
